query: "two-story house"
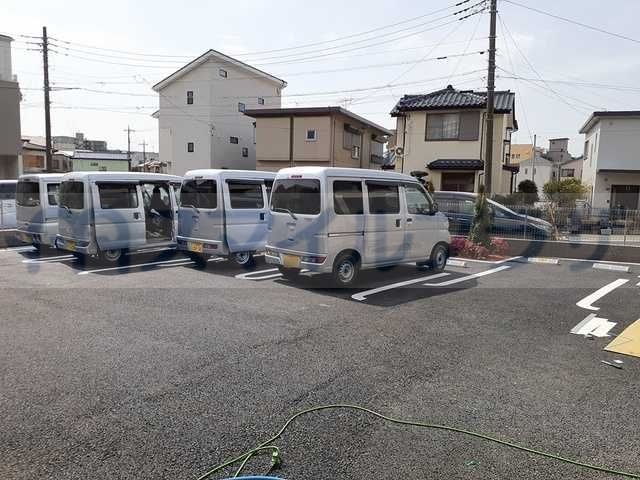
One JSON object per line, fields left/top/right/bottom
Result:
{"left": 244, "top": 107, "right": 391, "bottom": 171}
{"left": 580, "top": 111, "right": 640, "bottom": 209}
{"left": 391, "top": 85, "right": 518, "bottom": 194}
{"left": 152, "top": 50, "right": 287, "bottom": 175}
{"left": 0, "top": 34, "right": 21, "bottom": 179}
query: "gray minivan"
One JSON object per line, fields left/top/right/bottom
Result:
{"left": 265, "top": 167, "right": 450, "bottom": 286}
{"left": 56, "top": 172, "right": 182, "bottom": 263}
{"left": 16, "top": 174, "right": 65, "bottom": 250}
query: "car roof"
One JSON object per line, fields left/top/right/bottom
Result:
{"left": 19, "top": 173, "right": 66, "bottom": 181}
{"left": 433, "top": 191, "right": 477, "bottom": 198}
{"left": 276, "top": 166, "right": 417, "bottom": 182}
{"left": 184, "top": 169, "right": 275, "bottom": 180}
{"left": 61, "top": 171, "right": 182, "bottom": 182}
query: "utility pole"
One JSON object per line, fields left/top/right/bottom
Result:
{"left": 124, "top": 125, "right": 135, "bottom": 171}
{"left": 531, "top": 134, "right": 536, "bottom": 182}
{"left": 139, "top": 140, "right": 147, "bottom": 170}
{"left": 42, "top": 26, "right": 52, "bottom": 173}
{"left": 483, "top": 0, "right": 498, "bottom": 195}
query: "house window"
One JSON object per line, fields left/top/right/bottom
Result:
{"left": 230, "top": 136, "right": 239, "bottom": 144}
{"left": 426, "top": 111, "right": 479, "bottom": 141}
{"left": 238, "top": 102, "right": 246, "bottom": 113}
{"left": 561, "top": 168, "right": 575, "bottom": 177}
{"left": 306, "top": 129, "right": 317, "bottom": 141}
{"left": 242, "top": 147, "right": 248, "bottom": 157}
{"left": 257, "top": 97, "right": 265, "bottom": 105}
{"left": 187, "top": 142, "right": 194, "bottom": 152}
{"left": 219, "top": 68, "right": 227, "bottom": 78}
{"left": 343, "top": 125, "right": 362, "bottom": 151}
{"left": 187, "top": 90, "right": 194, "bottom": 105}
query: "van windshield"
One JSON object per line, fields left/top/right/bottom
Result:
{"left": 16, "top": 181, "right": 40, "bottom": 207}
{"left": 271, "top": 178, "right": 321, "bottom": 215}
{"left": 59, "top": 181, "right": 85, "bottom": 210}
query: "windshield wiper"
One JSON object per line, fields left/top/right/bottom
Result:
{"left": 273, "top": 207, "right": 298, "bottom": 220}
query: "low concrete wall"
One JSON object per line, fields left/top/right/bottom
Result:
{"left": 506, "top": 238, "right": 640, "bottom": 263}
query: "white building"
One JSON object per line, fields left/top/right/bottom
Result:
{"left": 579, "top": 111, "right": 640, "bottom": 209}
{"left": 152, "top": 50, "right": 287, "bottom": 175}
{"left": 514, "top": 155, "right": 555, "bottom": 189}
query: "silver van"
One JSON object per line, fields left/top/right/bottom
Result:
{"left": 265, "top": 167, "right": 450, "bottom": 286}
{"left": 177, "top": 169, "right": 275, "bottom": 268}
{"left": 55, "top": 172, "right": 182, "bottom": 263}
{"left": 16, "top": 174, "right": 64, "bottom": 250}
{"left": 0, "top": 179, "right": 17, "bottom": 230}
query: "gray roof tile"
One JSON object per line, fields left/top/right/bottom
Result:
{"left": 391, "top": 85, "right": 515, "bottom": 115}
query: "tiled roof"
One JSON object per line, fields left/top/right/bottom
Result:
{"left": 391, "top": 85, "right": 515, "bottom": 115}
{"left": 427, "top": 159, "right": 484, "bottom": 170}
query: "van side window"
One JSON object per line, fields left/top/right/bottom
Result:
{"left": 47, "top": 184, "right": 60, "bottom": 206}
{"left": 366, "top": 182, "right": 400, "bottom": 214}
{"left": 180, "top": 180, "right": 217, "bottom": 209}
{"left": 404, "top": 184, "right": 433, "bottom": 214}
{"left": 333, "top": 180, "right": 363, "bottom": 215}
{"left": 98, "top": 183, "right": 139, "bottom": 209}
{"left": 228, "top": 181, "right": 264, "bottom": 209}
{"left": 59, "top": 181, "right": 84, "bottom": 209}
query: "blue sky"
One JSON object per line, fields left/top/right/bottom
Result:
{"left": 5, "top": 0, "right": 640, "bottom": 155}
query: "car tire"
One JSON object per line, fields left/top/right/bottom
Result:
{"left": 233, "top": 251, "right": 255, "bottom": 269}
{"left": 332, "top": 253, "right": 360, "bottom": 287}
{"left": 99, "top": 248, "right": 125, "bottom": 265}
{"left": 278, "top": 266, "right": 299, "bottom": 280}
{"left": 428, "top": 244, "right": 448, "bottom": 273}
{"left": 187, "top": 252, "right": 208, "bottom": 269}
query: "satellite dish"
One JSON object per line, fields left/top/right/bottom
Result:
{"left": 394, "top": 146, "right": 404, "bottom": 156}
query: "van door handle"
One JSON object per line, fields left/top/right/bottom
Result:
{"left": 133, "top": 212, "right": 140, "bottom": 219}
{"left": 395, "top": 218, "right": 401, "bottom": 227}
{"left": 260, "top": 212, "right": 265, "bottom": 221}
{"left": 406, "top": 218, "right": 413, "bottom": 223}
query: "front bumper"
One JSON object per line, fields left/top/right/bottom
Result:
{"left": 264, "top": 246, "right": 330, "bottom": 272}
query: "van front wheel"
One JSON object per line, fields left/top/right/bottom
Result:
{"left": 332, "top": 253, "right": 360, "bottom": 287}
{"left": 428, "top": 244, "right": 448, "bottom": 273}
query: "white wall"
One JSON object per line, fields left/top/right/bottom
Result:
{"left": 157, "top": 57, "right": 282, "bottom": 175}
{"left": 596, "top": 117, "right": 640, "bottom": 171}
{"left": 514, "top": 161, "right": 553, "bottom": 189}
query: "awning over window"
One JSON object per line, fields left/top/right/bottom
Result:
{"left": 427, "top": 159, "right": 484, "bottom": 171}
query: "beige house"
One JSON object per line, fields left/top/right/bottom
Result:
{"left": 244, "top": 107, "right": 391, "bottom": 171}
{"left": 391, "top": 85, "right": 518, "bottom": 194}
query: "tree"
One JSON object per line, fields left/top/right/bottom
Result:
{"left": 542, "top": 178, "right": 589, "bottom": 238}
{"left": 469, "top": 184, "right": 491, "bottom": 247}
{"left": 517, "top": 179, "right": 539, "bottom": 205}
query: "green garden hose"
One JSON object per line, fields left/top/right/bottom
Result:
{"left": 197, "top": 404, "right": 640, "bottom": 479}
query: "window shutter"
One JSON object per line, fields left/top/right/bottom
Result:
{"left": 459, "top": 112, "right": 479, "bottom": 140}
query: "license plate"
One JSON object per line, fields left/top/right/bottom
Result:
{"left": 66, "top": 240, "right": 76, "bottom": 252}
{"left": 282, "top": 254, "right": 300, "bottom": 268}
{"left": 187, "top": 242, "right": 203, "bottom": 253}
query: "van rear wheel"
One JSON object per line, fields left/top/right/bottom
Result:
{"left": 332, "top": 253, "right": 360, "bottom": 287}
{"left": 99, "top": 248, "right": 125, "bottom": 265}
{"left": 233, "top": 251, "right": 255, "bottom": 269}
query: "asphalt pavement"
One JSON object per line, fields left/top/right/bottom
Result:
{"left": 1, "top": 247, "right": 639, "bottom": 479}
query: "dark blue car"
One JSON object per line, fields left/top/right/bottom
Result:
{"left": 433, "top": 191, "right": 552, "bottom": 239}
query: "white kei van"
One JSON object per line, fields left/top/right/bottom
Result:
{"left": 177, "top": 169, "right": 275, "bottom": 268}
{"left": 0, "top": 180, "right": 17, "bottom": 229}
{"left": 55, "top": 172, "right": 182, "bottom": 263}
{"left": 16, "top": 174, "right": 65, "bottom": 249}
{"left": 265, "top": 167, "right": 450, "bottom": 286}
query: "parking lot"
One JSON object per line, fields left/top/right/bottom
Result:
{"left": 1, "top": 246, "right": 639, "bottom": 479}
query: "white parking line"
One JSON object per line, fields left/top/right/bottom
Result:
{"left": 22, "top": 254, "right": 75, "bottom": 264}
{"left": 593, "top": 263, "right": 631, "bottom": 273}
{"left": 235, "top": 268, "right": 309, "bottom": 281}
{"left": 78, "top": 257, "right": 189, "bottom": 275}
{"left": 576, "top": 278, "right": 629, "bottom": 311}
{"left": 351, "top": 272, "right": 450, "bottom": 302}
{"left": 0, "top": 246, "right": 36, "bottom": 253}
{"left": 571, "top": 313, "right": 616, "bottom": 337}
{"left": 156, "top": 260, "right": 194, "bottom": 268}
{"left": 449, "top": 256, "right": 521, "bottom": 265}
{"left": 423, "top": 265, "right": 511, "bottom": 287}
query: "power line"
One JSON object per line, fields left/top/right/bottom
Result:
{"left": 447, "top": 6, "right": 484, "bottom": 83}
{"left": 45, "top": 0, "right": 471, "bottom": 60}
{"left": 502, "top": 0, "right": 640, "bottom": 45}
